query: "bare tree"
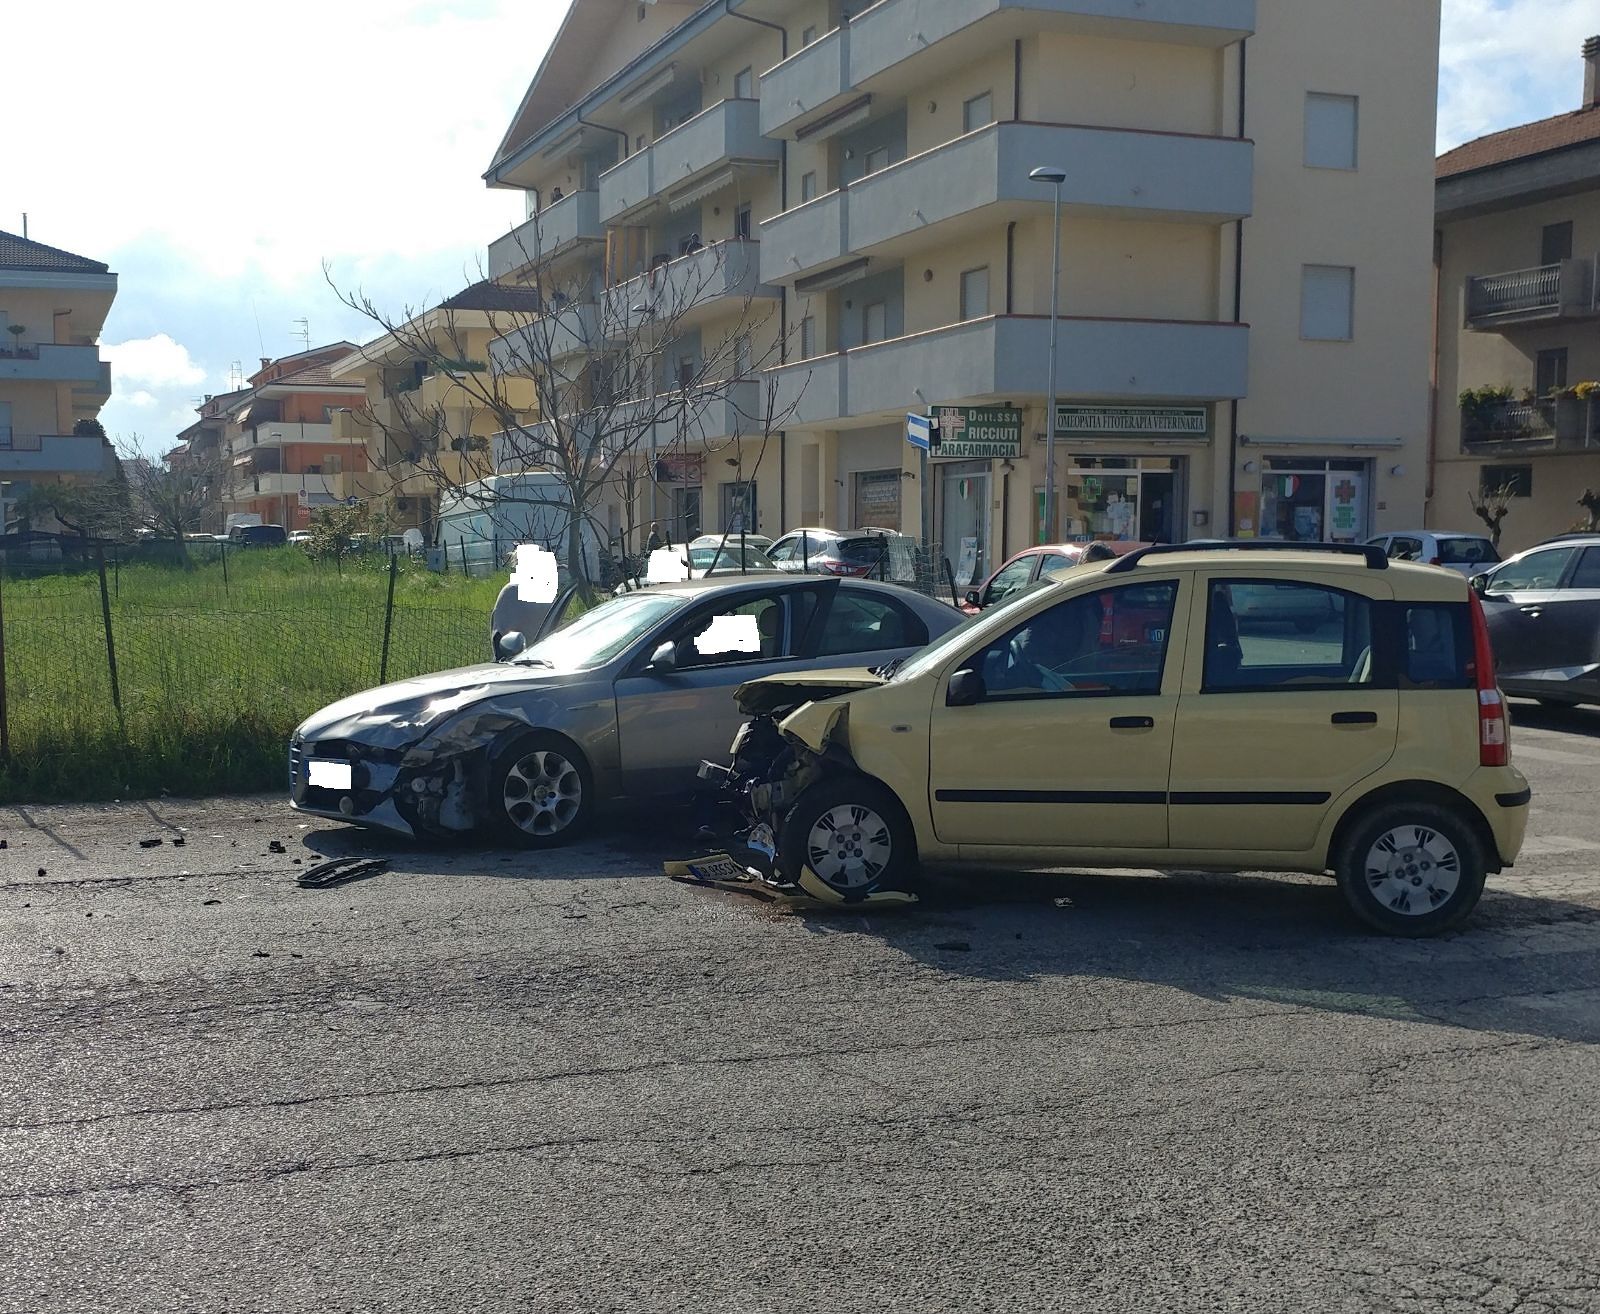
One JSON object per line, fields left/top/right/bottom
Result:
{"left": 123, "top": 440, "right": 227, "bottom": 559}
{"left": 329, "top": 214, "right": 806, "bottom": 600}
{"left": 1468, "top": 482, "right": 1516, "bottom": 549}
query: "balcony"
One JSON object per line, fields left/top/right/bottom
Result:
{"left": 598, "top": 99, "right": 780, "bottom": 223}
{"left": 761, "top": 121, "right": 1253, "bottom": 285}
{"left": 768, "top": 314, "right": 1248, "bottom": 425}
{"left": 1461, "top": 397, "right": 1600, "bottom": 452}
{"left": 761, "top": 0, "right": 1257, "bottom": 138}
{"left": 491, "top": 379, "right": 763, "bottom": 473}
{"left": 0, "top": 343, "right": 106, "bottom": 384}
{"left": 488, "top": 190, "right": 603, "bottom": 280}
{"left": 240, "top": 422, "right": 337, "bottom": 448}
{"left": 0, "top": 432, "right": 110, "bottom": 474}
{"left": 605, "top": 241, "right": 777, "bottom": 332}
{"left": 232, "top": 472, "right": 355, "bottom": 502}
{"left": 489, "top": 302, "right": 608, "bottom": 373}
{"left": 1465, "top": 258, "right": 1600, "bottom": 330}
{"left": 331, "top": 408, "right": 373, "bottom": 442}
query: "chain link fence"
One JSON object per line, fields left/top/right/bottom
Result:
{"left": 0, "top": 542, "right": 501, "bottom": 802}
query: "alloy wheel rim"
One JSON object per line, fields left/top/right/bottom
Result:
{"left": 1363, "top": 824, "right": 1461, "bottom": 916}
{"left": 806, "top": 804, "right": 892, "bottom": 888}
{"left": 502, "top": 750, "right": 582, "bottom": 837}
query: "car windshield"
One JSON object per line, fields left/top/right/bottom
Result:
{"left": 517, "top": 592, "right": 687, "bottom": 670}
{"left": 891, "top": 579, "right": 1056, "bottom": 682}
{"left": 689, "top": 544, "right": 769, "bottom": 570}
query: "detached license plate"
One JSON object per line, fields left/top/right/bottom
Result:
{"left": 747, "top": 822, "right": 776, "bottom": 860}
{"left": 307, "top": 759, "right": 353, "bottom": 790}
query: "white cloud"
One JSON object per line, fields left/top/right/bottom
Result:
{"left": 103, "top": 334, "right": 207, "bottom": 390}
{"left": 125, "top": 390, "right": 160, "bottom": 409}
{"left": 1439, "top": 0, "right": 1597, "bottom": 150}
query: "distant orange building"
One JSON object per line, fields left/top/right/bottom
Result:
{"left": 219, "top": 344, "right": 369, "bottom": 530}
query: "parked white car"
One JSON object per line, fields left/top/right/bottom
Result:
{"left": 1366, "top": 530, "right": 1500, "bottom": 575}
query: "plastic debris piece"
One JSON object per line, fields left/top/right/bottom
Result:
{"left": 267, "top": 840, "right": 287, "bottom": 854}
{"left": 139, "top": 838, "right": 162, "bottom": 849}
{"left": 296, "top": 856, "right": 388, "bottom": 890}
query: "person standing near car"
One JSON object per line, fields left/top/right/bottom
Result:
{"left": 646, "top": 522, "right": 663, "bottom": 554}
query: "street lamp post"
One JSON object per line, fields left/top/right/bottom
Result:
{"left": 1029, "top": 165, "right": 1066, "bottom": 544}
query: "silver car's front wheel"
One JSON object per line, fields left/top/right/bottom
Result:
{"left": 490, "top": 735, "right": 592, "bottom": 848}
{"left": 1335, "top": 801, "right": 1486, "bottom": 936}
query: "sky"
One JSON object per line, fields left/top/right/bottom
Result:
{"left": 2, "top": 0, "right": 1596, "bottom": 456}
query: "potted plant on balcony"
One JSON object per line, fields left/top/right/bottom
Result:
{"left": 1458, "top": 384, "right": 1515, "bottom": 441}
{"left": 2, "top": 323, "right": 23, "bottom": 358}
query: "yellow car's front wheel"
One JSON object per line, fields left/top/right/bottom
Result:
{"left": 779, "top": 777, "right": 916, "bottom": 901}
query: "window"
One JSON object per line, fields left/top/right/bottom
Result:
{"left": 1484, "top": 547, "right": 1576, "bottom": 595}
{"left": 800, "top": 171, "right": 818, "bottom": 203}
{"left": 1301, "top": 265, "right": 1355, "bottom": 340}
{"left": 1541, "top": 221, "right": 1574, "bottom": 265}
{"left": 801, "top": 25, "right": 817, "bottom": 47}
{"left": 800, "top": 315, "right": 817, "bottom": 359}
{"left": 814, "top": 593, "right": 917, "bottom": 657}
{"left": 983, "top": 557, "right": 1036, "bottom": 607}
{"left": 734, "top": 203, "right": 753, "bottom": 241}
{"left": 1402, "top": 604, "right": 1472, "bottom": 688}
{"left": 1572, "top": 547, "right": 1600, "bottom": 590}
{"left": 963, "top": 92, "right": 994, "bottom": 134}
{"left": 973, "top": 583, "right": 1179, "bottom": 699}
{"left": 1387, "top": 535, "right": 1424, "bottom": 561}
{"left": 1437, "top": 536, "right": 1498, "bottom": 566}
{"left": 734, "top": 67, "right": 754, "bottom": 99}
{"left": 863, "top": 301, "right": 887, "bottom": 344}
{"left": 1038, "top": 553, "right": 1078, "bottom": 576}
{"left": 1304, "top": 93, "right": 1359, "bottom": 169}
{"left": 721, "top": 479, "right": 757, "bottom": 532}
{"left": 1536, "top": 347, "right": 1568, "bottom": 397}
{"left": 863, "top": 146, "right": 890, "bottom": 175}
{"left": 676, "top": 354, "right": 697, "bottom": 389}
{"left": 1480, "top": 463, "right": 1532, "bottom": 496}
{"left": 673, "top": 594, "right": 786, "bottom": 666}
{"left": 1204, "top": 581, "right": 1372, "bottom": 691}
{"left": 959, "top": 266, "right": 990, "bottom": 321}
{"left": 326, "top": 454, "right": 342, "bottom": 475}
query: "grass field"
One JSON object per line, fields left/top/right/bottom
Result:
{"left": 0, "top": 548, "right": 504, "bottom": 803}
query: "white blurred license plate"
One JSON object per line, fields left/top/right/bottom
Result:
{"left": 307, "top": 759, "right": 353, "bottom": 790}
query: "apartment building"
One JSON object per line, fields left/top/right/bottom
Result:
{"left": 485, "top": 0, "right": 1438, "bottom": 580}
{"left": 0, "top": 230, "right": 117, "bottom": 531}
{"left": 1430, "top": 38, "right": 1600, "bottom": 554}
{"left": 330, "top": 282, "right": 543, "bottom": 537}
{"left": 218, "top": 344, "right": 367, "bottom": 531}
{"left": 167, "top": 387, "right": 248, "bottom": 533}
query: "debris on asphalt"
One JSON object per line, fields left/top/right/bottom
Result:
{"left": 172, "top": 836, "right": 185, "bottom": 847}
{"left": 37, "top": 869, "right": 45, "bottom": 878}
{"left": 0, "top": 839, "right": 7, "bottom": 849}
{"left": 1053, "top": 898, "right": 1074, "bottom": 909}
{"left": 139, "top": 838, "right": 163, "bottom": 849}
{"left": 252, "top": 950, "right": 270, "bottom": 957}
{"left": 202, "top": 899, "right": 221, "bottom": 906}
{"left": 296, "top": 856, "right": 388, "bottom": 890}
{"left": 665, "top": 855, "right": 919, "bottom": 912}
{"left": 267, "top": 840, "right": 287, "bottom": 854}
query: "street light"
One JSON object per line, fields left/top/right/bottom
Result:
{"left": 1030, "top": 165, "right": 1066, "bottom": 544}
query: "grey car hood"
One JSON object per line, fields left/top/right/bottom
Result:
{"left": 296, "top": 661, "right": 576, "bottom": 744}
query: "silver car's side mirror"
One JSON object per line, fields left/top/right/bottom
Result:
{"left": 648, "top": 641, "right": 679, "bottom": 672}
{"left": 495, "top": 630, "right": 527, "bottom": 660}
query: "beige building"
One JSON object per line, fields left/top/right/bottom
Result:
{"left": 485, "top": 0, "right": 1439, "bottom": 580}
{"left": 0, "top": 230, "right": 117, "bottom": 531}
{"left": 330, "top": 282, "right": 544, "bottom": 536}
{"left": 1430, "top": 38, "right": 1600, "bottom": 555}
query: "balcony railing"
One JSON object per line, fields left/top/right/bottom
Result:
{"left": 597, "top": 99, "right": 779, "bottom": 222}
{"left": 1461, "top": 397, "right": 1600, "bottom": 449}
{"left": 488, "top": 190, "right": 603, "bottom": 280}
{"left": 0, "top": 343, "right": 106, "bottom": 384}
{"left": 1465, "top": 258, "right": 1599, "bottom": 329}
{"left": 761, "top": 0, "right": 1258, "bottom": 138}
{"left": 0, "top": 433, "right": 110, "bottom": 473}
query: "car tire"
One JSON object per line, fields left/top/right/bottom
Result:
{"left": 777, "top": 775, "right": 917, "bottom": 901}
{"left": 488, "top": 732, "right": 593, "bottom": 848}
{"left": 1334, "top": 800, "right": 1487, "bottom": 937}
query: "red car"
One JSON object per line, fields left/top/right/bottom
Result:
{"left": 962, "top": 541, "right": 1150, "bottom": 614}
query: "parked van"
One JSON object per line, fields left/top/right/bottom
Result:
{"left": 435, "top": 473, "right": 601, "bottom": 580}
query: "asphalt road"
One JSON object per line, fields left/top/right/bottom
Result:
{"left": 3, "top": 704, "right": 1599, "bottom": 1313}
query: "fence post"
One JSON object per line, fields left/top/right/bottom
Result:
{"left": 0, "top": 560, "right": 9, "bottom": 762}
{"left": 95, "top": 547, "right": 124, "bottom": 732}
{"left": 220, "top": 541, "right": 229, "bottom": 590}
{"left": 113, "top": 549, "right": 120, "bottom": 598}
{"left": 379, "top": 551, "right": 398, "bottom": 685}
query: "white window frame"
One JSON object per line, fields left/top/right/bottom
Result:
{"left": 959, "top": 266, "right": 990, "bottom": 321}
{"left": 1304, "top": 93, "right": 1359, "bottom": 170}
{"left": 1301, "top": 265, "right": 1355, "bottom": 342}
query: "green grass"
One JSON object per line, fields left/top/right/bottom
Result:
{"left": 0, "top": 548, "right": 504, "bottom": 803}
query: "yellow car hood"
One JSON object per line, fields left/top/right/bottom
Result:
{"left": 733, "top": 667, "right": 885, "bottom": 716}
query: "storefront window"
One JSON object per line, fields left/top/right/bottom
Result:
{"left": 1054, "top": 457, "right": 1183, "bottom": 545}
{"left": 940, "top": 463, "right": 990, "bottom": 585}
{"left": 1257, "top": 459, "right": 1368, "bottom": 543}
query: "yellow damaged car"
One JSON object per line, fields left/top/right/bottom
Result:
{"left": 724, "top": 543, "right": 1530, "bottom": 936}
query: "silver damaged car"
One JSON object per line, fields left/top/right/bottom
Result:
{"left": 289, "top": 575, "right": 962, "bottom": 846}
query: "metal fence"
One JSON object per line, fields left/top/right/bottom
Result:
{"left": 0, "top": 544, "right": 500, "bottom": 799}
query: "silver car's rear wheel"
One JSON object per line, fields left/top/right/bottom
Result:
{"left": 1335, "top": 800, "right": 1486, "bottom": 936}
{"left": 490, "top": 735, "right": 592, "bottom": 848}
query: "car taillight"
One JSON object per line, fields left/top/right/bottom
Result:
{"left": 1429, "top": 556, "right": 1443, "bottom": 567}
{"left": 1468, "top": 590, "right": 1508, "bottom": 766}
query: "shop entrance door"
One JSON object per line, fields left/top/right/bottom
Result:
{"left": 940, "top": 463, "right": 991, "bottom": 587}
{"left": 1141, "top": 471, "right": 1177, "bottom": 544}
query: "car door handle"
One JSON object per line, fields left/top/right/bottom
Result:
{"left": 1331, "top": 711, "right": 1378, "bottom": 726}
{"left": 1109, "top": 716, "right": 1155, "bottom": 730}
{"left": 1518, "top": 606, "right": 1542, "bottom": 617}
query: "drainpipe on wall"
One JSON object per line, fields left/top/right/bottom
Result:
{"left": 1226, "top": 37, "right": 1248, "bottom": 537}
{"left": 1426, "top": 227, "right": 1442, "bottom": 509}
